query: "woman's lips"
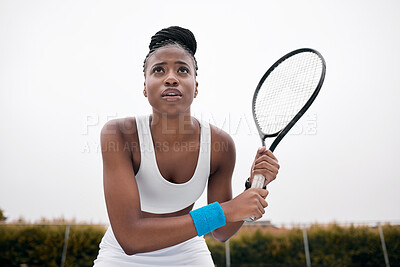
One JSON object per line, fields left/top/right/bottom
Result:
{"left": 162, "top": 95, "right": 183, "bottom": 101}
{"left": 161, "top": 88, "right": 183, "bottom": 101}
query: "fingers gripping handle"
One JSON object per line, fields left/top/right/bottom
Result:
{"left": 244, "top": 174, "right": 266, "bottom": 222}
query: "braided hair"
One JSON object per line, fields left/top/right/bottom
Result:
{"left": 143, "top": 26, "right": 198, "bottom": 75}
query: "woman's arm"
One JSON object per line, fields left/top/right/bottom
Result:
{"left": 101, "top": 119, "right": 198, "bottom": 255}
{"left": 101, "top": 119, "right": 274, "bottom": 254}
{"left": 207, "top": 127, "right": 279, "bottom": 242}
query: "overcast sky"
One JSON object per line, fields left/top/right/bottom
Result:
{"left": 1, "top": 0, "right": 399, "bottom": 225}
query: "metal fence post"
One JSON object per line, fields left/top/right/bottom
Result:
{"left": 302, "top": 226, "right": 311, "bottom": 267}
{"left": 60, "top": 224, "right": 70, "bottom": 267}
{"left": 378, "top": 222, "right": 390, "bottom": 267}
{"left": 225, "top": 239, "right": 231, "bottom": 267}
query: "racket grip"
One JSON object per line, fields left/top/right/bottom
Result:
{"left": 244, "top": 174, "right": 266, "bottom": 222}
{"left": 251, "top": 174, "right": 266, "bottom": 189}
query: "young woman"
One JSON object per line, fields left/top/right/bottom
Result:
{"left": 93, "top": 26, "right": 280, "bottom": 266}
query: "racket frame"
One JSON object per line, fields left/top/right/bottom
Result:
{"left": 245, "top": 48, "right": 326, "bottom": 222}
{"left": 252, "top": 48, "right": 326, "bottom": 151}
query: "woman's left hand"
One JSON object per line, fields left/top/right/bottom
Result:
{"left": 250, "top": 147, "right": 280, "bottom": 188}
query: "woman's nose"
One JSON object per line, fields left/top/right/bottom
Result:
{"left": 164, "top": 74, "right": 179, "bottom": 86}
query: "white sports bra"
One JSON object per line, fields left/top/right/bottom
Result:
{"left": 134, "top": 115, "right": 211, "bottom": 214}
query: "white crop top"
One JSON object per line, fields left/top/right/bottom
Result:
{"left": 134, "top": 115, "right": 211, "bottom": 214}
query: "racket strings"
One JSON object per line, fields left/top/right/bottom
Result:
{"left": 254, "top": 52, "right": 323, "bottom": 134}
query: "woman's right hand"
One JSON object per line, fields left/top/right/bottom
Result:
{"left": 220, "top": 188, "right": 269, "bottom": 222}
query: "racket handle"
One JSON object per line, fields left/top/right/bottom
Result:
{"left": 244, "top": 174, "right": 266, "bottom": 222}
{"left": 251, "top": 174, "right": 266, "bottom": 189}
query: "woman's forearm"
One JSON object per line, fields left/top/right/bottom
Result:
{"left": 211, "top": 220, "right": 244, "bottom": 242}
{"left": 118, "top": 214, "right": 197, "bottom": 255}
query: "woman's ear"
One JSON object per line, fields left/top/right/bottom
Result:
{"left": 194, "top": 82, "right": 198, "bottom": 98}
{"left": 143, "top": 82, "right": 147, "bottom": 97}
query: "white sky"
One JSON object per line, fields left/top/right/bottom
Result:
{"left": 1, "top": 0, "right": 399, "bottom": 225}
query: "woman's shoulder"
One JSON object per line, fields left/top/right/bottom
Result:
{"left": 208, "top": 123, "right": 236, "bottom": 167}
{"left": 101, "top": 117, "right": 138, "bottom": 145}
{"left": 101, "top": 117, "right": 137, "bottom": 134}
{"left": 208, "top": 123, "right": 235, "bottom": 147}
{"left": 208, "top": 123, "right": 236, "bottom": 176}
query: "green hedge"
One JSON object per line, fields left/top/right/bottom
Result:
{"left": 206, "top": 223, "right": 400, "bottom": 267}
{"left": 0, "top": 224, "right": 105, "bottom": 267}
{"left": 1, "top": 223, "right": 399, "bottom": 266}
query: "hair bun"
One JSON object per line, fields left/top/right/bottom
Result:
{"left": 149, "top": 26, "right": 197, "bottom": 55}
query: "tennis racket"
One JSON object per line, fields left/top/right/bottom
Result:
{"left": 245, "top": 48, "right": 326, "bottom": 222}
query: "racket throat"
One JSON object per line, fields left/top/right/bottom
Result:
{"left": 260, "top": 136, "right": 266, "bottom": 147}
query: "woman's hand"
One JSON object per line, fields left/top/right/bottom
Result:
{"left": 250, "top": 147, "right": 280, "bottom": 188}
{"left": 220, "top": 188, "right": 269, "bottom": 222}
{"left": 220, "top": 147, "right": 280, "bottom": 222}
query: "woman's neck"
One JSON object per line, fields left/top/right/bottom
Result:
{"left": 150, "top": 112, "right": 198, "bottom": 142}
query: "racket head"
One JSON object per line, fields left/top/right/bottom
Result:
{"left": 252, "top": 48, "right": 326, "bottom": 151}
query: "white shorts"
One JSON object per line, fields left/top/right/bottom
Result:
{"left": 93, "top": 226, "right": 215, "bottom": 267}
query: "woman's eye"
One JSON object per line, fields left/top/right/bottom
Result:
{"left": 178, "top": 67, "right": 189, "bottom": 74}
{"left": 153, "top": 66, "right": 164, "bottom": 73}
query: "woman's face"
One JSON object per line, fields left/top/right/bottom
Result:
{"left": 144, "top": 45, "right": 198, "bottom": 116}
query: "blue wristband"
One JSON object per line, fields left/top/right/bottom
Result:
{"left": 189, "top": 202, "right": 226, "bottom": 236}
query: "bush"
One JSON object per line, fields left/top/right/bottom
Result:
{"left": 1, "top": 223, "right": 399, "bottom": 266}
{"left": 0, "top": 224, "right": 106, "bottom": 267}
{"left": 205, "top": 223, "right": 400, "bottom": 267}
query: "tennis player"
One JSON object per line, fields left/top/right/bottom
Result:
{"left": 93, "top": 26, "right": 280, "bottom": 266}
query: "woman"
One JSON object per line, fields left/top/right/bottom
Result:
{"left": 93, "top": 26, "right": 280, "bottom": 266}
